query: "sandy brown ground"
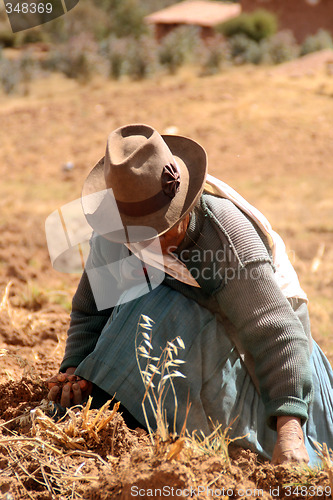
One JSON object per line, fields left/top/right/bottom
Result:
{"left": 0, "top": 63, "right": 333, "bottom": 498}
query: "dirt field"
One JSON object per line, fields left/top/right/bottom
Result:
{"left": 1, "top": 63, "right": 333, "bottom": 498}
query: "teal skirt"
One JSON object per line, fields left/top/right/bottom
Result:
{"left": 76, "top": 284, "right": 333, "bottom": 466}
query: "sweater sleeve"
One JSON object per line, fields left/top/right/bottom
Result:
{"left": 60, "top": 269, "right": 113, "bottom": 371}
{"left": 192, "top": 195, "right": 313, "bottom": 428}
{"left": 215, "top": 261, "right": 313, "bottom": 428}
{"left": 60, "top": 234, "right": 116, "bottom": 371}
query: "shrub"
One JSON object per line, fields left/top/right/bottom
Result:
{"left": 101, "top": 37, "right": 130, "bottom": 79}
{"left": 198, "top": 36, "right": 229, "bottom": 75}
{"left": 102, "top": 35, "right": 158, "bottom": 80}
{"left": 217, "top": 9, "right": 278, "bottom": 42}
{"left": 18, "top": 50, "right": 38, "bottom": 94}
{"left": 229, "top": 34, "right": 263, "bottom": 64}
{"left": 0, "top": 51, "right": 39, "bottom": 95}
{"left": 260, "top": 30, "right": 299, "bottom": 64}
{"left": 65, "top": 1, "right": 113, "bottom": 41}
{"left": 93, "top": 0, "right": 147, "bottom": 39}
{"left": 300, "top": 29, "right": 333, "bottom": 56}
{"left": 0, "top": 58, "right": 21, "bottom": 94}
{"left": 45, "top": 34, "right": 102, "bottom": 83}
{"left": 227, "top": 30, "right": 300, "bottom": 67}
{"left": 125, "top": 35, "right": 159, "bottom": 79}
{"left": 158, "top": 25, "right": 200, "bottom": 74}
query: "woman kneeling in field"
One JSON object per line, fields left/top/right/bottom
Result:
{"left": 47, "top": 124, "right": 333, "bottom": 465}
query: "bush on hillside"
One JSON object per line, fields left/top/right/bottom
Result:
{"left": 227, "top": 30, "right": 300, "bottom": 66}
{"left": 91, "top": 0, "right": 147, "bottom": 39}
{"left": 0, "top": 51, "right": 38, "bottom": 94}
{"left": 44, "top": 34, "right": 103, "bottom": 83}
{"left": 198, "top": 36, "right": 229, "bottom": 75}
{"left": 217, "top": 9, "right": 278, "bottom": 42}
{"left": 260, "top": 30, "right": 299, "bottom": 64}
{"left": 124, "top": 35, "right": 159, "bottom": 79}
{"left": 101, "top": 37, "right": 130, "bottom": 79}
{"left": 158, "top": 25, "right": 200, "bottom": 73}
{"left": 300, "top": 29, "right": 333, "bottom": 56}
{"left": 102, "top": 34, "right": 158, "bottom": 80}
{"left": 0, "top": 58, "right": 21, "bottom": 93}
{"left": 229, "top": 34, "right": 263, "bottom": 64}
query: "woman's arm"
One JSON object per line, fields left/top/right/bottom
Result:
{"left": 60, "top": 269, "right": 113, "bottom": 371}
{"left": 215, "top": 261, "right": 313, "bottom": 429}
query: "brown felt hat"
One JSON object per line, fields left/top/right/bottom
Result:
{"left": 82, "top": 124, "right": 207, "bottom": 242}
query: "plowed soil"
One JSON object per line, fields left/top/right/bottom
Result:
{"left": 1, "top": 64, "right": 333, "bottom": 499}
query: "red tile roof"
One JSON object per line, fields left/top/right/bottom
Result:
{"left": 145, "top": 1, "right": 241, "bottom": 27}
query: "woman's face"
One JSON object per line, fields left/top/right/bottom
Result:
{"left": 159, "top": 213, "right": 190, "bottom": 255}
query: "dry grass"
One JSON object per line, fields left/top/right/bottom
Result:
{"left": 2, "top": 396, "right": 333, "bottom": 499}
{"left": 0, "top": 398, "right": 120, "bottom": 499}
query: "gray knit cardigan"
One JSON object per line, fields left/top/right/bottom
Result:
{"left": 61, "top": 194, "right": 313, "bottom": 428}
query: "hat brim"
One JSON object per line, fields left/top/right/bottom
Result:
{"left": 82, "top": 134, "right": 207, "bottom": 243}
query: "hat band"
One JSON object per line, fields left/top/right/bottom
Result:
{"left": 115, "top": 189, "right": 172, "bottom": 217}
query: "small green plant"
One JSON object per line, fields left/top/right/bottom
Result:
{"left": 47, "top": 290, "right": 72, "bottom": 312}
{"left": 217, "top": 9, "right": 278, "bottom": 43}
{"left": 18, "top": 281, "right": 48, "bottom": 310}
{"left": 135, "top": 314, "right": 187, "bottom": 444}
{"left": 189, "top": 417, "right": 245, "bottom": 468}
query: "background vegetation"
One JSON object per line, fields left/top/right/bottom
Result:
{"left": 0, "top": 1, "right": 333, "bottom": 93}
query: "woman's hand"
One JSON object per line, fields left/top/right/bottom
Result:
{"left": 46, "top": 367, "right": 93, "bottom": 408}
{"left": 271, "top": 416, "right": 309, "bottom": 465}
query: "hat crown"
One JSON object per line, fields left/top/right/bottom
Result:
{"left": 104, "top": 124, "right": 177, "bottom": 204}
